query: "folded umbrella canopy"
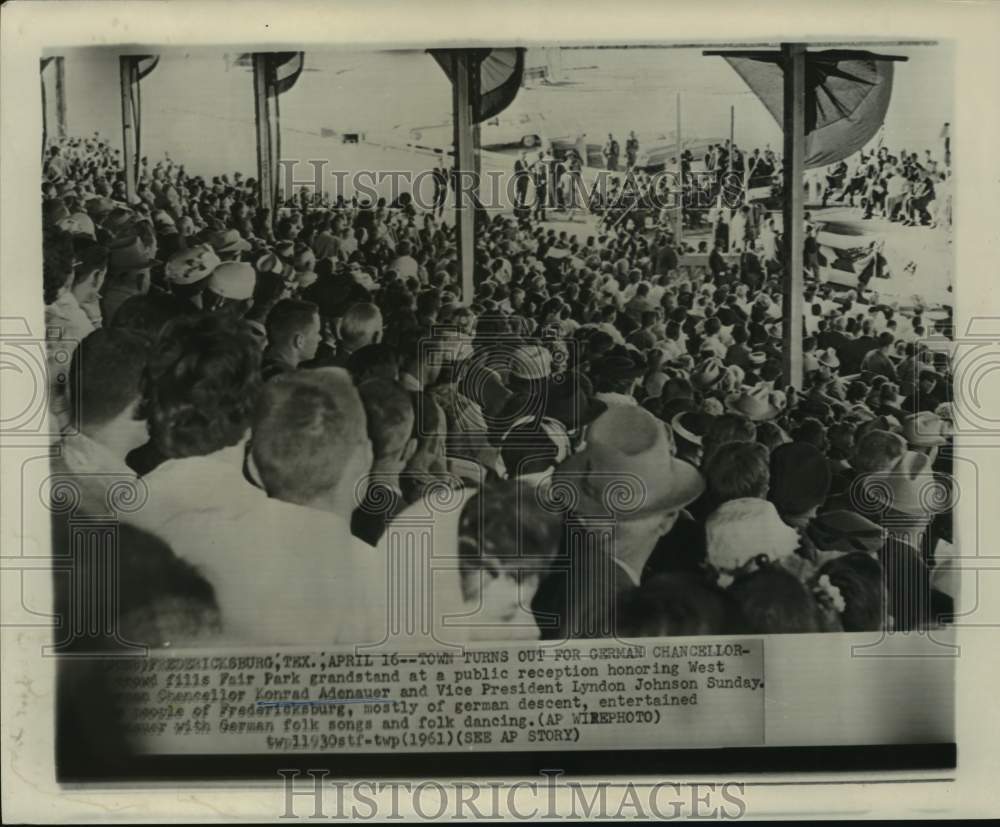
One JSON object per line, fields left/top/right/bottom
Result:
{"left": 709, "top": 49, "right": 907, "bottom": 169}
{"left": 429, "top": 48, "right": 525, "bottom": 124}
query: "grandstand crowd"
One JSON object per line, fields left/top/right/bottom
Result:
{"left": 41, "top": 132, "right": 957, "bottom": 648}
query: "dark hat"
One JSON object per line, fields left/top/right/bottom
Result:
{"left": 797, "top": 397, "right": 831, "bottom": 422}
{"left": 661, "top": 395, "right": 697, "bottom": 422}
{"left": 807, "top": 510, "right": 884, "bottom": 554}
{"left": 544, "top": 369, "right": 605, "bottom": 432}
{"left": 716, "top": 307, "right": 737, "bottom": 327}
{"left": 768, "top": 441, "right": 833, "bottom": 517}
{"left": 591, "top": 349, "right": 646, "bottom": 384}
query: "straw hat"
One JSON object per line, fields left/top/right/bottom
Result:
{"left": 725, "top": 385, "right": 781, "bottom": 421}
{"left": 208, "top": 228, "right": 251, "bottom": 255}
{"left": 165, "top": 244, "right": 221, "bottom": 286}
{"left": 861, "top": 450, "right": 952, "bottom": 516}
{"left": 57, "top": 212, "right": 97, "bottom": 240}
{"left": 818, "top": 347, "right": 840, "bottom": 370}
{"left": 902, "top": 411, "right": 949, "bottom": 448}
{"left": 693, "top": 357, "right": 725, "bottom": 389}
{"left": 206, "top": 261, "right": 256, "bottom": 300}
{"left": 555, "top": 406, "right": 704, "bottom": 519}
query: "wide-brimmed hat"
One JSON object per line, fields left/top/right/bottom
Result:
{"left": 861, "top": 450, "right": 952, "bottom": 516}
{"left": 254, "top": 251, "right": 285, "bottom": 276}
{"left": 902, "top": 411, "right": 949, "bottom": 448}
{"left": 509, "top": 344, "right": 552, "bottom": 381}
{"left": 818, "top": 347, "right": 840, "bottom": 370}
{"left": 692, "top": 356, "right": 725, "bottom": 389}
{"left": 57, "top": 212, "right": 96, "bottom": 240}
{"left": 590, "top": 350, "right": 645, "bottom": 385}
{"left": 103, "top": 207, "right": 138, "bottom": 239}
{"left": 706, "top": 497, "right": 800, "bottom": 572}
{"left": 726, "top": 385, "right": 781, "bottom": 421}
{"left": 671, "top": 410, "right": 709, "bottom": 447}
{"left": 208, "top": 228, "right": 252, "bottom": 255}
{"left": 808, "top": 510, "right": 884, "bottom": 554}
{"left": 85, "top": 196, "right": 115, "bottom": 219}
{"left": 107, "top": 236, "right": 158, "bottom": 274}
{"left": 206, "top": 261, "right": 256, "bottom": 300}
{"left": 153, "top": 209, "right": 178, "bottom": 236}
{"left": 555, "top": 405, "right": 704, "bottom": 518}
{"left": 165, "top": 244, "right": 222, "bottom": 286}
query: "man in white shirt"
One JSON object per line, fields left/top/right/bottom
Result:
{"left": 52, "top": 327, "right": 151, "bottom": 511}
{"left": 130, "top": 314, "right": 385, "bottom": 645}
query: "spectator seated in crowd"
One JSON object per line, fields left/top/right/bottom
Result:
{"left": 41, "top": 130, "right": 956, "bottom": 644}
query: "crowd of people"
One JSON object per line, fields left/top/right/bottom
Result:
{"left": 41, "top": 130, "right": 957, "bottom": 650}
{"left": 818, "top": 143, "right": 952, "bottom": 227}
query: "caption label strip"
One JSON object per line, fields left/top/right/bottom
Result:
{"left": 102, "top": 640, "right": 765, "bottom": 753}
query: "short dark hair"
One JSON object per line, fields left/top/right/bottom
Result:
{"left": 706, "top": 441, "right": 770, "bottom": 502}
{"left": 729, "top": 566, "right": 832, "bottom": 633}
{"left": 877, "top": 331, "right": 895, "bottom": 348}
{"left": 357, "top": 377, "right": 414, "bottom": 460}
{"left": 348, "top": 343, "right": 399, "bottom": 383}
{"left": 702, "top": 413, "right": 756, "bottom": 466}
{"left": 265, "top": 299, "right": 319, "bottom": 349}
{"left": 252, "top": 368, "right": 368, "bottom": 505}
{"left": 816, "top": 553, "right": 884, "bottom": 632}
{"left": 43, "top": 226, "right": 75, "bottom": 304}
{"left": 617, "top": 574, "right": 745, "bottom": 637}
{"left": 70, "top": 328, "right": 152, "bottom": 430}
{"left": 141, "top": 313, "right": 261, "bottom": 459}
{"left": 73, "top": 239, "right": 109, "bottom": 286}
{"left": 110, "top": 291, "right": 193, "bottom": 341}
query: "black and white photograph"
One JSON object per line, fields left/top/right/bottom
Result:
{"left": 3, "top": 0, "right": 999, "bottom": 820}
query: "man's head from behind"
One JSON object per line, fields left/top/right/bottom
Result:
{"left": 265, "top": 299, "right": 321, "bottom": 365}
{"left": 252, "top": 368, "right": 372, "bottom": 517}
{"left": 356, "top": 378, "right": 417, "bottom": 472}
{"left": 141, "top": 313, "right": 261, "bottom": 460}
{"left": 705, "top": 441, "right": 770, "bottom": 503}
{"left": 69, "top": 327, "right": 152, "bottom": 454}
{"left": 339, "top": 302, "right": 383, "bottom": 352}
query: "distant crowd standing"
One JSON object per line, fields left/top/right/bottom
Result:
{"left": 42, "top": 131, "right": 956, "bottom": 649}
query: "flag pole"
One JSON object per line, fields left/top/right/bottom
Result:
{"left": 781, "top": 43, "right": 806, "bottom": 391}
{"left": 252, "top": 54, "right": 274, "bottom": 235}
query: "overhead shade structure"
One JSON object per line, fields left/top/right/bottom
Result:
{"left": 430, "top": 48, "right": 525, "bottom": 124}
{"left": 240, "top": 52, "right": 305, "bottom": 222}
{"left": 714, "top": 49, "right": 907, "bottom": 168}
{"left": 119, "top": 55, "right": 160, "bottom": 202}
{"left": 428, "top": 48, "right": 525, "bottom": 303}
